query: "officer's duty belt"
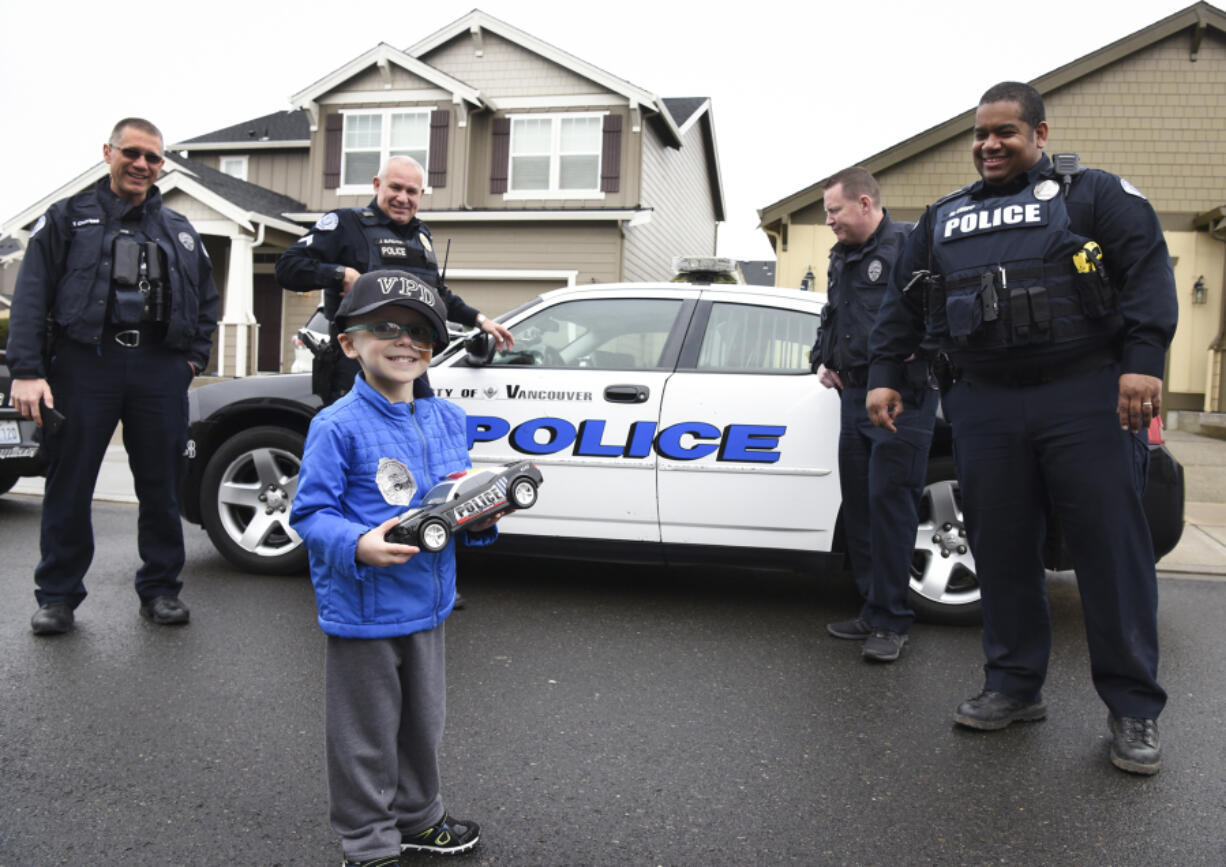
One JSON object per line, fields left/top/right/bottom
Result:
{"left": 104, "top": 323, "right": 164, "bottom": 348}
{"left": 958, "top": 350, "right": 1115, "bottom": 389}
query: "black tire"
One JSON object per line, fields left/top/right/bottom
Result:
{"left": 418, "top": 517, "right": 450, "bottom": 553}
{"left": 909, "top": 456, "right": 982, "bottom": 625}
{"left": 200, "top": 425, "right": 308, "bottom": 575}
{"left": 508, "top": 477, "right": 538, "bottom": 509}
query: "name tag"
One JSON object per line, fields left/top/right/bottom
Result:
{"left": 376, "top": 238, "right": 409, "bottom": 261}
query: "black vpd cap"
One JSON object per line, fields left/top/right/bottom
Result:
{"left": 333, "top": 270, "right": 449, "bottom": 350}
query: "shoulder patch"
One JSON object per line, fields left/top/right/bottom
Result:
{"left": 314, "top": 212, "right": 339, "bottom": 232}
{"left": 178, "top": 231, "right": 195, "bottom": 252}
{"left": 1120, "top": 178, "right": 1146, "bottom": 200}
{"left": 30, "top": 214, "right": 47, "bottom": 238}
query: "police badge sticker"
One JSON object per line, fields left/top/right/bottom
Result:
{"left": 1033, "top": 180, "right": 1060, "bottom": 201}
{"left": 1120, "top": 178, "right": 1147, "bottom": 200}
{"left": 866, "top": 259, "right": 884, "bottom": 283}
{"left": 314, "top": 212, "right": 339, "bottom": 232}
{"left": 376, "top": 457, "right": 417, "bottom": 506}
{"left": 178, "top": 232, "right": 195, "bottom": 252}
{"left": 418, "top": 232, "right": 433, "bottom": 253}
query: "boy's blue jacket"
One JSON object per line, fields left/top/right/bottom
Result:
{"left": 290, "top": 373, "right": 495, "bottom": 638}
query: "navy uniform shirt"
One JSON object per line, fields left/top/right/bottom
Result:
{"left": 868, "top": 154, "right": 1177, "bottom": 392}
{"left": 275, "top": 200, "right": 478, "bottom": 325}
{"left": 817, "top": 212, "right": 911, "bottom": 374}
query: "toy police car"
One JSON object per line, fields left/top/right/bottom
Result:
{"left": 385, "top": 460, "right": 543, "bottom": 552}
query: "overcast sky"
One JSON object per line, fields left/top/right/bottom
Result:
{"left": 0, "top": 0, "right": 1199, "bottom": 260}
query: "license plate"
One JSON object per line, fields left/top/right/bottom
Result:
{"left": 0, "top": 420, "right": 20, "bottom": 445}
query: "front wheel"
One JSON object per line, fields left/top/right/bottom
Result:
{"left": 200, "top": 426, "right": 308, "bottom": 575}
{"left": 418, "top": 518, "right": 451, "bottom": 553}
{"left": 909, "top": 457, "right": 981, "bottom": 625}
{"left": 508, "top": 477, "right": 538, "bottom": 509}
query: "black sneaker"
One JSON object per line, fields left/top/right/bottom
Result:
{"left": 954, "top": 690, "right": 1047, "bottom": 731}
{"left": 1108, "top": 715, "right": 1161, "bottom": 775}
{"left": 826, "top": 617, "right": 872, "bottom": 640}
{"left": 862, "top": 629, "right": 907, "bottom": 662}
{"left": 402, "top": 813, "right": 479, "bottom": 855}
{"left": 342, "top": 856, "right": 399, "bottom": 867}
{"left": 140, "top": 595, "right": 190, "bottom": 626}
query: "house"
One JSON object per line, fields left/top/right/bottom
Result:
{"left": 758, "top": 1, "right": 1226, "bottom": 419}
{"left": 1, "top": 10, "right": 725, "bottom": 377}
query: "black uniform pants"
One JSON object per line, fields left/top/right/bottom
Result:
{"left": 943, "top": 363, "right": 1165, "bottom": 719}
{"left": 838, "top": 383, "right": 938, "bottom": 633}
{"left": 34, "top": 336, "right": 191, "bottom": 608}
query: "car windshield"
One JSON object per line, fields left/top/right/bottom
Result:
{"left": 423, "top": 482, "right": 457, "bottom": 505}
{"left": 491, "top": 297, "right": 683, "bottom": 369}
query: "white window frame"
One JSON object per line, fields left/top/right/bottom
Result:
{"left": 505, "top": 111, "right": 606, "bottom": 201}
{"left": 338, "top": 108, "right": 432, "bottom": 196}
{"left": 219, "top": 155, "right": 248, "bottom": 181}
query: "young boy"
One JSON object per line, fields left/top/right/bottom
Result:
{"left": 291, "top": 270, "right": 493, "bottom": 865}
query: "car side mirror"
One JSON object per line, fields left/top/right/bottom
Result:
{"left": 465, "top": 331, "right": 497, "bottom": 366}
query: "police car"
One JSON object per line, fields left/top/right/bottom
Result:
{"left": 179, "top": 279, "right": 1185, "bottom": 624}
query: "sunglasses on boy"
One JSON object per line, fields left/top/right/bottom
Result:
{"left": 343, "top": 320, "right": 436, "bottom": 345}
{"left": 112, "top": 145, "right": 165, "bottom": 165}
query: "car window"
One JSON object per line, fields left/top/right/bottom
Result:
{"left": 491, "top": 298, "right": 683, "bottom": 369}
{"left": 694, "top": 302, "right": 818, "bottom": 373}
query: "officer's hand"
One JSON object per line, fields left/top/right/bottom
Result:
{"left": 866, "top": 387, "right": 903, "bottom": 433}
{"left": 357, "top": 516, "right": 419, "bottom": 567}
{"left": 340, "top": 267, "right": 361, "bottom": 296}
{"left": 11, "top": 378, "right": 54, "bottom": 427}
{"left": 1118, "top": 373, "right": 1162, "bottom": 433}
{"left": 816, "top": 365, "right": 843, "bottom": 390}
{"left": 482, "top": 318, "right": 515, "bottom": 350}
{"left": 467, "top": 510, "right": 509, "bottom": 533}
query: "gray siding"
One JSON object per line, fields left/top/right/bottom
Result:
{"left": 193, "top": 151, "right": 312, "bottom": 205}
{"left": 623, "top": 119, "right": 717, "bottom": 282}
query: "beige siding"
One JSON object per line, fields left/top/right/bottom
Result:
{"left": 160, "top": 191, "right": 227, "bottom": 223}
{"left": 422, "top": 31, "right": 603, "bottom": 98}
{"left": 192, "top": 151, "right": 311, "bottom": 203}
{"left": 334, "top": 65, "right": 438, "bottom": 93}
{"left": 445, "top": 278, "right": 565, "bottom": 318}
{"left": 623, "top": 121, "right": 717, "bottom": 282}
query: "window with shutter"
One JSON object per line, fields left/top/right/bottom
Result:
{"left": 335, "top": 109, "right": 431, "bottom": 193}
{"left": 500, "top": 112, "right": 606, "bottom": 199}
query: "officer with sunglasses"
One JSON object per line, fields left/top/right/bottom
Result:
{"left": 6, "top": 117, "right": 219, "bottom": 636}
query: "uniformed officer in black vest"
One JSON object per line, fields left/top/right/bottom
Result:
{"left": 276, "top": 155, "right": 513, "bottom": 402}
{"left": 814, "top": 167, "right": 935, "bottom": 663}
{"left": 867, "top": 82, "right": 1177, "bottom": 775}
{"left": 7, "top": 117, "right": 220, "bottom": 635}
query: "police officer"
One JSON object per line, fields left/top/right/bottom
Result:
{"left": 815, "top": 168, "right": 935, "bottom": 663}
{"left": 7, "top": 117, "right": 220, "bottom": 635}
{"left": 275, "top": 155, "right": 512, "bottom": 402}
{"left": 867, "top": 82, "right": 1177, "bottom": 774}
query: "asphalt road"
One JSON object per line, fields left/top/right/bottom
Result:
{"left": 1, "top": 495, "right": 1224, "bottom": 866}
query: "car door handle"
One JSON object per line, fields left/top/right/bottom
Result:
{"left": 604, "top": 384, "right": 650, "bottom": 404}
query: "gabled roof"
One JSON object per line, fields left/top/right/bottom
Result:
{"left": 175, "top": 110, "right": 311, "bottom": 151}
{"left": 161, "top": 154, "right": 306, "bottom": 229}
{"left": 758, "top": 1, "right": 1226, "bottom": 229}
{"left": 662, "top": 98, "right": 710, "bottom": 133}
{"left": 408, "top": 9, "right": 685, "bottom": 147}
{"left": 290, "top": 42, "right": 483, "bottom": 130}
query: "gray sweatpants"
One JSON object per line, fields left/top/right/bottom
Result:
{"left": 325, "top": 625, "right": 447, "bottom": 861}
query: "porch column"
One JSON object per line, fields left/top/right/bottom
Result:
{"left": 219, "top": 233, "right": 257, "bottom": 377}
